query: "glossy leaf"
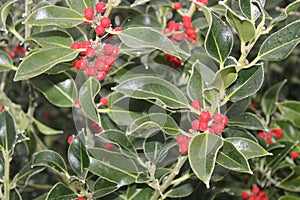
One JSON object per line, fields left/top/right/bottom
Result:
{"left": 46, "top": 182, "right": 77, "bottom": 200}
{"left": 26, "top": 6, "right": 84, "bottom": 28}
{"left": 205, "top": 12, "right": 233, "bottom": 64}
{"left": 33, "top": 118, "right": 63, "bottom": 135}
{"left": 226, "top": 98, "right": 250, "bottom": 118}
{"left": 216, "top": 140, "right": 252, "bottom": 173}
{"left": 26, "top": 30, "right": 74, "bottom": 48}
{"left": 95, "top": 130, "right": 137, "bottom": 157}
{"left": 66, "top": 0, "right": 97, "bottom": 13}
{"left": 278, "top": 166, "right": 300, "bottom": 192}
{"left": 223, "top": 128, "right": 258, "bottom": 142}
{"left": 226, "top": 137, "right": 271, "bottom": 159}
{"left": 189, "top": 133, "right": 223, "bottom": 188}
{"left": 88, "top": 148, "right": 137, "bottom": 185}
{"left": 187, "top": 61, "right": 205, "bottom": 103}
{"left": 258, "top": 20, "right": 300, "bottom": 61}
{"left": 261, "top": 80, "right": 286, "bottom": 118}
{"left": 68, "top": 133, "right": 89, "bottom": 180}
{"left": 79, "top": 77, "right": 101, "bottom": 123}
{"left": 279, "top": 195, "right": 300, "bottom": 200}
{"left": 130, "top": 113, "right": 179, "bottom": 136}
{"left": 226, "top": 8, "right": 255, "bottom": 42}
{"left": 118, "top": 27, "right": 180, "bottom": 58}
{"left": 211, "top": 66, "right": 237, "bottom": 90}
{"left": 228, "top": 112, "right": 265, "bottom": 130}
{"left": 239, "top": 0, "right": 261, "bottom": 21}
{"left": 32, "top": 150, "right": 68, "bottom": 174}
{"left": 14, "top": 47, "right": 79, "bottom": 81}
{"left": 166, "top": 183, "right": 194, "bottom": 198}
{"left": 226, "top": 64, "right": 264, "bottom": 102}
{"left": 271, "top": 0, "right": 300, "bottom": 24}
{"left": 93, "top": 178, "right": 119, "bottom": 198}
{"left": 203, "top": 87, "right": 220, "bottom": 112}
{"left": 277, "top": 120, "right": 300, "bottom": 148}
{"left": 115, "top": 76, "right": 189, "bottom": 109}
{"left": 278, "top": 101, "right": 300, "bottom": 128}
{"left": 0, "top": 0, "right": 17, "bottom": 32}
{"left": 30, "top": 73, "right": 78, "bottom": 107}
{"left": 14, "top": 161, "right": 45, "bottom": 187}
{"left": 126, "top": 187, "right": 153, "bottom": 200}
{"left": 0, "top": 110, "right": 16, "bottom": 151}
{"left": 0, "top": 50, "right": 14, "bottom": 72}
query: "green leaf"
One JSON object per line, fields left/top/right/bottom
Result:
{"left": 261, "top": 80, "right": 286, "bottom": 118}
{"left": 88, "top": 148, "right": 137, "bottom": 185}
{"left": 0, "top": 0, "right": 17, "bottom": 32}
{"left": 68, "top": 133, "right": 89, "bottom": 180}
{"left": 277, "top": 120, "right": 300, "bottom": 150}
{"left": 96, "top": 130, "right": 137, "bottom": 157}
{"left": 228, "top": 112, "right": 265, "bottom": 130}
{"left": 279, "top": 195, "right": 300, "bottom": 200}
{"left": 118, "top": 27, "right": 181, "bottom": 58}
{"left": 92, "top": 178, "right": 119, "bottom": 198}
{"left": 187, "top": 61, "right": 205, "bottom": 104}
{"left": 10, "top": 189, "right": 21, "bottom": 200}
{"left": 203, "top": 87, "right": 220, "bottom": 112}
{"left": 216, "top": 140, "right": 252, "bottom": 173}
{"left": 226, "top": 98, "right": 250, "bottom": 118}
{"left": 211, "top": 66, "right": 237, "bottom": 90}
{"left": 0, "top": 50, "right": 14, "bottom": 72}
{"left": 14, "top": 161, "right": 45, "bottom": 187}
{"left": 26, "top": 6, "right": 84, "bottom": 28}
{"left": 226, "top": 137, "right": 271, "bottom": 159}
{"left": 239, "top": 0, "right": 257, "bottom": 21}
{"left": 32, "top": 150, "right": 68, "bottom": 174}
{"left": 79, "top": 77, "right": 101, "bottom": 123}
{"left": 226, "top": 8, "right": 256, "bottom": 42}
{"left": 33, "top": 118, "right": 63, "bottom": 135}
{"left": 115, "top": 76, "right": 189, "bottom": 109}
{"left": 30, "top": 73, "right": 78, "bottom": 107}
{"left": 271, "top": 0, "right": 300, "bottom": 24}
{"left": 278, "top": 101, "right": 300, "bottom": 128}
{"left": 226, "top": 64, "right": 264, "bottom": 102}
{"left": 278, "top": 166, "right": 300, "bottom": 192}
{"left": 14, "top": 47, "right": 79, "bottom": 81}
{"left": 204, "top": 12, "right": 233, "bottom": 64}
{"left": 66, "top": 0, "right": 97, "bottom": 14}
{"left": 188, "top": 133, "right": 223, "bottom": 188}
{"left": 223, "top": 128, "right": 258, "bottom": 142}
{"left": 129, "top": 113, "right": 179, "bottom": 136}
{"left": 0, "top": 110, "right": 16, "bottom": 151}
{"left": 166, "top": 184, "right": 194, "bottom": 198}
{"left": 126, "top": 187, "right": 153, "bottom": 200}
{"left": 26, "top": 30, "right": 74, "bottom": 48}
{"left": 258, "top": 20, "right": 300, "bottom": 61}
{"left": 46, "top": 182, "right": 77, "bottom": 200}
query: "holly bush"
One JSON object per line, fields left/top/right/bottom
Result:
{"left": 0, "top": 0, "right": 300, "bottom": 199}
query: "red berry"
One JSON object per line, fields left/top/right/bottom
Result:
{"left": 43, "top": 113, "right": 52, "bottom": 121}
{"left": 223, "top": 115, "right": 228, "bottom": 126}
{"left": 290, "top": 152, "right": 299, "bottom": 159}
{"left": 67, "top": 135, "right": 74, "bottom": 144}
{"left": 266, "top": 132, "right": 273, "bottom": 139}
{"left": 213, "top": 113, "right": 224, "bottom": 123}
{"left": 241, "top": 191, "right": 249, "bottom": 199}
{"left": 210, "top": 123, "right": 224, "bottom": 135}
{"left": 86, "top": 47, "right": 96, "bottom": 58}
{"left": 179, "top": 143, "right": 189, "bottom": 154}
{"left": 271, "top": 128, "right": 283, "bottom": 138}
{"left": 191, "top": 119, "right": 201, "bottom": 130}
{"left": 266, "top": 138, "right": 272, "bottom": 144}
{"left": 96, "top": 71, "right": 107, "bottom": 80}
{"left": 258, "top": 191, "right": 266, "bottom": 197}
{"left": 95, "top": 2, "right": 107, "bottom": 13}
{"left": 114, "top": 27, "right": 123, "bottom": 32}
{"left": 74, "top": 99, "right": 80, "bottom": 107}
{"left": 100, "top": 17, "right": 111, "bottom": 28}
{"left": 257, "top": 132, "right": 265, "bottom": 138}
{"left": 191, "top": 100, "right": 202, "bottom": 110}
{"left": 84, "top": 66, "right": 97, "bottom": 76}
{"left": 197, "top": 0, "right": 208, "bottom": 5}
{"left": 251, "top": 186, "right": 260, "bottom": 194}
{"left": 173, "top": 2, "right": 181, "bottom": 10}
{"left": 91, "top": 122, "right": 103, "bottom": 133}
{"left": 84, "top": 7, "right": 94, "bottom": 20}
{"left": 168, "top": 21, "right": 180, "bottom": 31}
{"left": 199, "top": 111, "right": 211, "bottom": 122}
{"left": 176, "top": 135, "right": 185, "bottom": 144}
{"left": 105, "top": 56, "right": 115, "bottom": 66}
{"left": 78, "top": 197, "right": 85, "bottom": 200}
{"left": 8, "top": 52, "right": 15, "bottom": 59}
{"left": 71, "top": 42, "right": 81, "bottom": 49}
{"left": 172, "top": 33, "right": 185, "bottom": 41}
{"left": 100, "top": 97, "right": 108, "bottom": 106}
{"left": 199, "top": 121, "right": 208, "bottom": 132}
{"left": 95, "top": 25, "right": 106, "bottom": 35}
{"left": 1, "top": 105, "right": 5, "bottom": 112}
{"left": 103, "top": 44, "right": 113, "bottom": 55}
{"left": 105, "top": 142, "right": 113, "bottom": 151}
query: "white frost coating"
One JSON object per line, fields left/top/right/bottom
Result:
{"left": 0, "top": 126, "right": 5, "bottom": 138}
{"left": 35, "top": 9, "right": 50, "bottom": 20}
{"left": 58, "top": 79, "right": 72, "bottom": 91}
{"left": 117, "top": 180, "right": 127, "bottom": 187}
{"left": 69, "top": 153, "right": 80, "bottom": 169}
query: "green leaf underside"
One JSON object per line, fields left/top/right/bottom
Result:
{"left": 166, "top": 184, "right": 194, "bottom": 198}
{"left": 66, "top": 0, "right": 97, "bottom": 14}
{"left": 33, "top": 118, "right": 63, "bottom": 135}
{"left": 0, "top": 110, "right": 16, "bottom": 151}
{"left": 187, "top": 61, "right": 205, "bottom": 103}
{"left": 93, "top": 178, "right": 119, "bottom": 198}
{"left": 130, "top": 113, "right": 179, "bottom": 136}
{"left": 279, "top": 196, "right": 300, "bottom": 200}
{"left": 259, "top": 20, "right": 300, "bottom": 61}
{"left": 0, "top": 0, "right": 17, "bottom": 32}
{"left": 217, "top": 140, "right": 252, "bottom": 173}
{"left": 79, "top": 77, "right": 101, "bottom": 123}
{"left": 278, "top": 101, "right": 300, "bottom": 128}
{"left": 188, "top": 133, "right": 223, "bottom": 188}
{"left": 118, "top": 27, "right": 180, "bottom": 57}
{"left": 239, "top": 0, "right": 253, "bottom": 20}
{"left": 30, "top": 73, "right": 78, "bottom": 107}
{"left": 228, "top": 112, "right": 265, "bottom": 130}
{"left": 32, "top": 150, "right": 67, "bottom": 174}
{"left": 68, "top": 134, "right": 89, "bottom": 180}
{"left": 46, "top": 182, "right": 76, "bottom": 200}
{"left": 0, "top": 50, "right": 13, "bottom": 72}
{"left": 14, "top": 47, "right": 79, "bottom": 81}
{"left": 26, "top": 6, "right": 84, "bottom": 28}
{"left": 211, "top": 66, "right": 237, "bottom": 90}
{"left": 115, "top": 76, "right": 189, "bottom": 109}
{"left": 14, "top": 161, "right": 45, "bottom": 187}
{"left": 278, "top": 166, "right": 300, "bottom": 192}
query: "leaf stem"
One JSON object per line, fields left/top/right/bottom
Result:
{"left": 2, "top": 150, "right": 11, "bottom": 200}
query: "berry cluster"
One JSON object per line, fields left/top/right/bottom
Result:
{"left": 257, "top": 128, "right": 282, "bottom": 144}
{"left": 191, "top": 100, "right": 228, "bottom": 135}
{"left": 176, "top": 134, "right": 192, "bottom": 155}
{"left": 164, "top": 53, "right": 182, "bottom": 68}
{"left": 8, "top": 44, "right": 26, "bottom": 59}
{"left": 195, "top": 0, "right": 208, "bottom": 7}
{"left": 241, "top": 186, "right": 269, "bottom": 200}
